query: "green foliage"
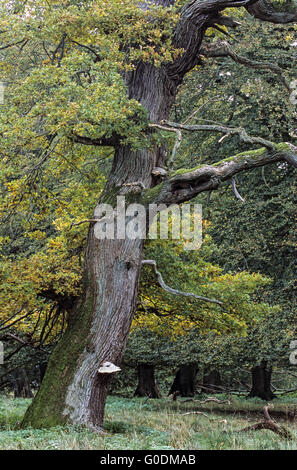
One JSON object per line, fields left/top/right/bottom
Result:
{"left": 125, "top": 234, "right": 278, "bottom": 368}
{"left": 173, "top": 13, "right": 296, "bottom": 171}
{"left": 159, "top": 11, "right": 297, "bottom": 373}
{"left": 0, "top": 0, "right": 296, "bottom": 401}
{"left": 0, "top": 0, "right": 178, "bottom": 344}
{"left": 0, "top": 0, "right": 182, "bottom": 152}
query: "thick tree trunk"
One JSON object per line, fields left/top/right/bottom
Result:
{"left": 22, "top": 227, "right": 145, "bottom": 429}
{"left": 169, "top": 364, "right": 198, "bottom": 397}
{"left": 202, "top": 369, "right": 222, "bottom": 394}
{"left": 22, "top": 63, "right": 176, "bottom": 431}
{"left": 248, "top": 361, "right": 276, "bottom": 401}
{"left": 134, "top": 364, "right": 161, "bottom": 398}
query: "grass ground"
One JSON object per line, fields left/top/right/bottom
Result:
{"left": 0, "top": 394, "right": 296, "bottom": 450}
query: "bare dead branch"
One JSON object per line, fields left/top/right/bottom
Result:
{"left": 149, "top": 123, "right": 182, "bottom": 168}
{"left": 182, "top": 411, "right": 212, "bottom": 419}
{"left": 274, "top": 387, "right": 297, "bottom": 395}
{"left": 142, "top": 259, "right": 223, "bottom": 306}
{"left": 232, "top": 177, "right": 245, "bottom": 202}
{"left": 182, "top": 409, "right": 228, "bottom": 425}
{"left": 160, "top": 120, "right": 276, "bottom": 150}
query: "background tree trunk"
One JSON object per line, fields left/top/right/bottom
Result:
{"left": 248, "top": 361, "right": 276, "bottom": 400}
{"left": 38, "top": 362, "right": 48, "bottom": 384}
{"left": 169, "top": 364, "right": 198, "bottom": 397}
{"left": 134, "top": 364, "right": 161, "bottom": 398}
{"left": 11, "top": 368, "right": 33, "bottom": 399}
{"left": 202, "top": 369, "right": 222, "bottom": 394}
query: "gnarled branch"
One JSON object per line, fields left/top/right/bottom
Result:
{"left": 145, "top": 142, "right": 297, "bottom": 206}
{"left": 160, "top": 120, "right": 276, "bottom": 149}
{"left": 148, "top": 121, "right": 297, "bottom": 205}
{"left": 246, "top": 0, "right": 297, "bottom": 23}
{"left": 168, "top": 0, "right": 296, "bottom": 81}
{"left": 200, "top": 40, "right": 291, "bottom": 91}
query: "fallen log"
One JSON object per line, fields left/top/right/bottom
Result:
{"left": 237, "top": 404, "right": 294, "bottom": 440}
{"left": 181, "top": 397, "right": 231, "bottom": 405}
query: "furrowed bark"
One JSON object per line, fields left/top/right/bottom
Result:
{"left": 21, "top": 185, "right": 139, "bottom": 423}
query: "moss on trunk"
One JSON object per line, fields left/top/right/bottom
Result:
{"left": 21, "top": 278, "right": 95, "bottom": 428}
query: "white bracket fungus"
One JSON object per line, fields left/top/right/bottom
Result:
{"left": 98, "top": 362, "right": 121, "bottom": 374}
